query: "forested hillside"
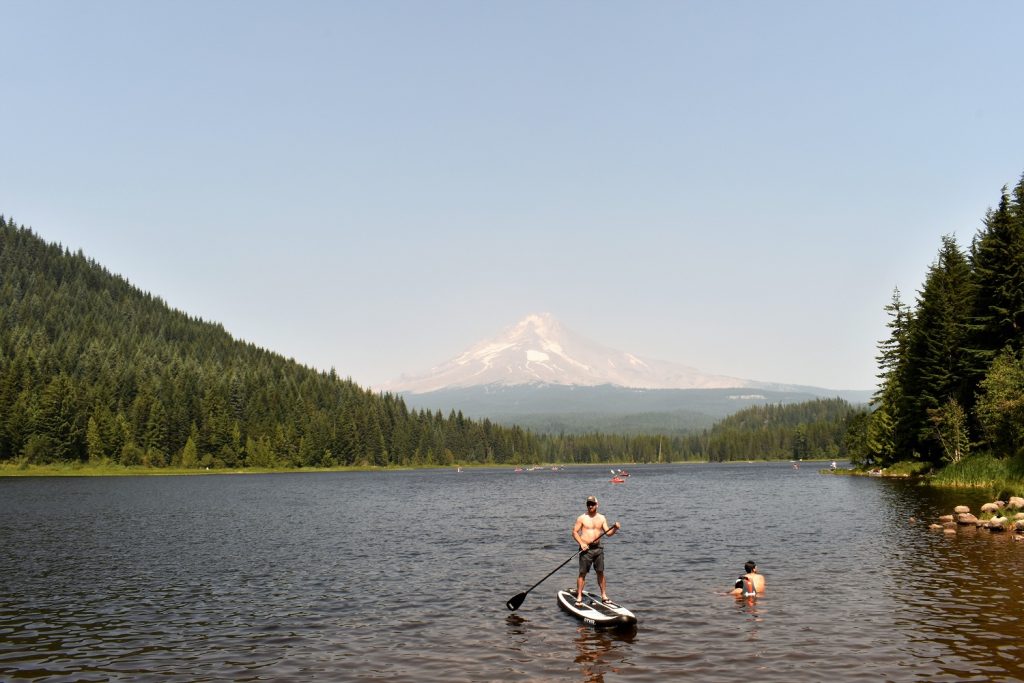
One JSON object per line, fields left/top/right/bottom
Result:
{"left": 674, "top": 398, "right": 858, "bottom": 461}
{"left": 0, "top": 216, "right": 540, "bottom": 467}
{"left": 0, "top": 215, "right": 857, "bottom": 468}
{"left": 849, "top": 173, "right": 1024, "bottom": 469}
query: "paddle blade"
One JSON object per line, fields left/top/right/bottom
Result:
{"left": 506, "top": 592, "right": 527, "bottom": 611}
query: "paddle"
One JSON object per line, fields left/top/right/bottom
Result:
{"left": 505, "top": 523, "right": 617, "bottom": 611}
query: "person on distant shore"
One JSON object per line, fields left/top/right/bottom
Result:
{"left": 831, "top": 460, "right": 838, "bottom": 471}
{"left": 572, "top": 496, "right": 620, "bottom": 607}
{"left": 729, "top": 560, "right": 765, "bottom": 598}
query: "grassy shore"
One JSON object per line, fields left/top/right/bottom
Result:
{"left": 929, "top": 453, "right": 1024, "bottom": 497}
{"left": 824, "top": 454, "right": 1024, "bottom": 498}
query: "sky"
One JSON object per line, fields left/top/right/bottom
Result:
{"left": 3, "top": 1, "right": 1023, "bottom": 392}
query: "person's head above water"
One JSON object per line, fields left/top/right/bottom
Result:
{"left": 744, "top": 560, "right": 756, "bottom": 573}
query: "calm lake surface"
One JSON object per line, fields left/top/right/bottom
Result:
{"left": 2, "top": 463, "right": 1023, "bottom": 682}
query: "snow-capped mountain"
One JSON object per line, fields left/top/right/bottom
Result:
{"left": 384, "top": 313, "right": 758, "bottom": 394}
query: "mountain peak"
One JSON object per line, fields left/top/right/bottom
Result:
{"left": 514, "top": 312, "right": 559, "bottom": 334}
{"left": 385, "top": 313, "right": 756, "bottom": 394}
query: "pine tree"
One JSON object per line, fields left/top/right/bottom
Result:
{"left": 144, "top": 399, "right": 169, "bottom": 457}
{"left": 869, "top": 288, "right": 912, "bottom": 464}
{"left": 900, "top": 236, "right": 975, "bottom": 464}
{"left": 86, "top": 416, "right": 104, "bottom": 463}
{"left": 968, "top": 183, "right": 1024, "bottom": 373}
{"left": 180, "top": 429, "right": 199, "bottom": 468}
{"left": 38, "top": 374, "right": 83, "bottom": 461}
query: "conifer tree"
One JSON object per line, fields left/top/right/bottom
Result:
{"left": 38, "top": 374, "right": 83, "bottom": 461}
{"left": 899, "top": 236, "right": 974, "bottom": 463}
{"left": 968, "top": 183, "right": 1024, "bottom": 371}
{"left": 180, "top": 434, "right": 199, "bottom": 468}
{"left": 86, "top": 416, "right": 104, "bottom": 463}
{"left": 869, "top": 288, "right": 912, "bottom": 464}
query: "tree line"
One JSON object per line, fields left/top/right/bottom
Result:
{"left": 673, "top": 398, "right": 858, "bottom": 461}
{"left": 847, "top": 173, "right": 1024, "bottom": 469}
{"left": 0, "top": 215, "right": 857, "bottom": 468}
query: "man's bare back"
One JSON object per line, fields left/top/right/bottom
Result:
{"left": 729, "top": 560, "right": 765, "bottom": 597}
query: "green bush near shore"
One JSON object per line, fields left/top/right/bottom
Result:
{"left": 930, "top": 453, "right": 1024, "bottom": 497}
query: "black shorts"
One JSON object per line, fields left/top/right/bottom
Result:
{"left": 579, "top": 546, "right": 605, "bottom": 575}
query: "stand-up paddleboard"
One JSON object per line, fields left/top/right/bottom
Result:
{"left": 557, "top": 589, "right": 637, "bottom": 629}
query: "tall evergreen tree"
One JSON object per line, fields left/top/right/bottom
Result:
{"left": 37, "top": 373, "right": 83, "bottom": 462}
{"left": 869, "top": 288, "right": 912, "bottom": 465}
{"left": 966, "top": 182, "right": 1024, "bottom": 389}
{"left": 899, "top": 235, "right": 974, "bottom": 464}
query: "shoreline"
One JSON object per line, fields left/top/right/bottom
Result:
{"left": 822, "top": 464, "right": 1023, "bottom": 497}
{"left": 0, "top": 458, "right": 837, "bottom": 478}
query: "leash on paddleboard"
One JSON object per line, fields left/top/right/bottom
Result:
{"left": 505, "top": 522, "right": 619, "bottom": 611}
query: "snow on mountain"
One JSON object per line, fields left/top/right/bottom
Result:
{"left": 384, "top": 313, "right": 758, "bottom": 394}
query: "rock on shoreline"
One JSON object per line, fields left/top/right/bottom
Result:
{"left": 928, "top": 497, "right": 1024, "bottom": 539}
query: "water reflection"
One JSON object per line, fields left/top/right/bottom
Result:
{"left": 572, "top": 626, "right": 636, "bottom": 683}
{"left": 851, "top": 478, "right": 1024, "bottom": 682}
{"left": 505, "top": 613, "right": 528, "bottom": 631}
{"left": 732, "top": 594, "right": 764, "bottom": 642}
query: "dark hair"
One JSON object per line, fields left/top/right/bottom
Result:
{"left": 744, "top": 561, "right": 756, "bottom": 573}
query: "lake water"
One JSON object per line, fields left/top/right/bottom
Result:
{"left": 1, "top": 463, "right": 1022, "bottom": 682}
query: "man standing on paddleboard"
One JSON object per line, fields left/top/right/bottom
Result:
{"left": 572, "top": 496, "right": 621, "bottom": 607}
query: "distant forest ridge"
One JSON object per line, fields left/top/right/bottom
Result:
{"left": 0, "top": 215, "right": 856, "bottom": 467}
{"left": 400, "top": 383, "right": 873, "bottom": 436}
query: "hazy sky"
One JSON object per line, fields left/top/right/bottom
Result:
{"left": 3, "top": 1, "right": 1023, "bottom": 391}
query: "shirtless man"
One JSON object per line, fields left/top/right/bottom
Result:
{"left": 729, "top": 560, "right": 766, "bottom": 597}
{"left": 572, "top": 496, "right": 620, "bottom": 607}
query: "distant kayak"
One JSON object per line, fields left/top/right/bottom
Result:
{"left": 610, "top": 477, "right": 625, "bottom": 483}
{"left": 556, "top": 589, "right": 637, "bottom": 629}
